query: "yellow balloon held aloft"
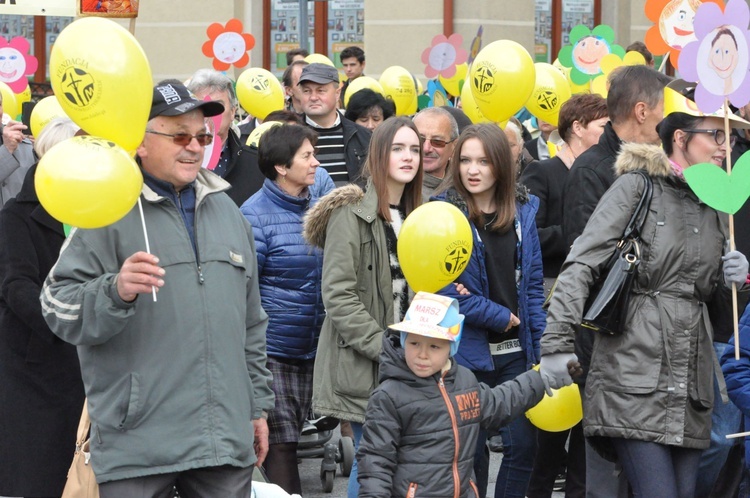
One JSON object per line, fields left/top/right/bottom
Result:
{"left": 460, "top": 79, "right": 490, "bottom": 124}
{"left": 343, "top": 76, "right": 384, "bottom": 107}
{"left": 379, "top": 66, "right": 418, "bottom": 116}
{"left": 305, "top": 53, "right": 335, "bottom": 67}
{"left": 526, "top": 367, "right": 583, "bottom": 432}
{"left": 397, "top": 202, "right": 473, "bottom": 293}
{"left": 470, "top": 40, "right": 535, "bottom": 122}
{"left": 439, "top": 62, "right": 468, "bottom": 97}
{"left": 50, "top": 17, "right": 152, "bottom": 151}
{"left": 525, "top": 63, "right": 572, "bottom": 127}
{"left": 30, "top": 96, "right": 67, "bottom": 138}
{"left": 0, "top": 81, "right": 18, "bottom": 120}
{"left": 237, "top": 67, "right": 285, "bottom": 120}
{"left": 35, "top": 136, "right": 143, "bottom": 229}
{"left": 245, "top": 120, "right": 283, "bottom": 148}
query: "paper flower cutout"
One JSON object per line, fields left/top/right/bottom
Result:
{"left": 678, "top": 0, "right": 750, "bottom": 112}
{"left": 645, "top": 0, "right": 724, "bottom": 70}
{"left": 202, "top": 19, "right": 255, "bottom": 71}
{"left": 684, "top": 150, "right": 750, "bottom": 214}
{"left": 558, "top": 25, "right": 625, "bottom": 85}
{"left": 421, "top": 33, "right": 468, "bottom": 79}
{"left": 0, "top": 37, "right": 37, "bottom": 93}
{"left": 591, "top": 51, "right": 648, "bottom": 96}
{"left": 468, "top": 26, "right": 484, "bottom": 66}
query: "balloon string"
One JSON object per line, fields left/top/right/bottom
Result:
{"left": 137, "top": 197, "right": 157, "bottom": 303}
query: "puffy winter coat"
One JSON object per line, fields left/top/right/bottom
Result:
{"left": 720, "top": 306, "right": 750, "bottom": 470}
{"left": 543, "top": 143, "right": 727, "bottom": 459}
{"left": 241, "top": 178, "right": 325, "bottom": 360}
{"left": 434, "top": 187, "right": 547, "bottom": 372}
{"left": 358, "top": 331, "right": 545, "bottom": 498}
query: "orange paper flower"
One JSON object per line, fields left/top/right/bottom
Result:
{"left": 202, "top": 19, "right": 255, "bottom": 71}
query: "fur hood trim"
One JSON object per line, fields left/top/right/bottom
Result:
{"left": 303, "top": 184, "right": 365, "bottom": 249}
{"left": 615, "top": 142, "right": 672, "bottom": 178}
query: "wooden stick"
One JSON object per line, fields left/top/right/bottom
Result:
{"left": 726, "top": 430, "right": 750, "bottom": 439}
{"left": 724, "top": 99, "right": 740, "bottom": 361}
{"left": 129, "top": 17, "right": 136, "bottom": 36}
{"left": 658, "top": 53, "right": 669, "bottom": 73}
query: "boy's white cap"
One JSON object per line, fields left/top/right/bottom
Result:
{"left": 391, "top": 292, "right": 464, "bottom": 354}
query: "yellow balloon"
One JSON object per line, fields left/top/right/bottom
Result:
{"left": 415, "top": 76, "right": 424, "bottom": 95}
{"left": 460, "top": 79, "right": 491, "bottom": 124}
{"left": 343, "top": 76, "right": 384, "bottom": 107}
{"left": 469, "top": 40, "right": 535, "bottom": 122}
{"left": 305, "top": 53, "right": 335, "bottom": 67}
{"left": 15, "top": 84, "right": 31, "bottom": 107}
{"left": 526, "top": 371, "right": 583, "bottom": 432}
{"left": 591, "top": 74, "right": 608, "bottom": 98}
{"left": 237, "top": 67, "right": 285, "bottom": 120}
{"left": 439, "top": 62, "right": 468, "bottom": 97}
{"left": 525, "top": 63, "right": 572, "bottom": 127}
{"left": 379, "top": 66, "right": 418, "bottom": 116}
{"left": 35, "top": 136, "right": 143, "bottom": 229}
{"left": 245, "top": 121, "right": 283, "bottom": 148}
{"left": 50, "top": 18, "right": 151, "bottom": 151}
{"left": 0, "top": 81, "right": 18, "bottom": 120}
{"left": 30, "top": 96, "right": 68, "bottom": 138}
{"left": 397, "top": 202, "right": 473, "bottom": 293}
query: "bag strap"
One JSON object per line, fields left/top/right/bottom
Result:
{"left": 76, "top": 399, "right": 91, "bottom": 444}
{"left": 621, "top": 170, "right": 653, "bottom": 242}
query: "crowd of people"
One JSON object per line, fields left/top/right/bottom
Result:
{"left": 2, "top": 42, "right": 750, "bottom": 498}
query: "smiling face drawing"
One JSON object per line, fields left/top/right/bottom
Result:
{"left": 212, "top": 32, "right": 244, "bottom": 64}
{"left": 572, "top": 36, "right": 610, "bottom": 74}
{"left": 659, "top": 0, "right": 699, "bottom": 50}
{"left": 709, "top": 29, "right": 739, "bottom": 80}
{"left": 0, "top": 47, "right": 25, "bottom": 82}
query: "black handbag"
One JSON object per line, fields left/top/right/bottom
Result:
{"left": 580, "top": 170, "right": 653, "bottom": 335}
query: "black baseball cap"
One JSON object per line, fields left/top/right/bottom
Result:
{"left": 298, "top": 63, "right": 339, "bottom": 85}
{"left": 149, "top": 82, "right": 225, "bottom": 120}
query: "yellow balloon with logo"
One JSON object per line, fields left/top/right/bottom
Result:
{"left": 470, "top": 40, "right": 535, "bottom": 122}
{"left": 30, "top": 96, "right": 68, "bottom": 138}
{"left": 439, "top": 62, "right": 468, "bottom": 97}
{"left": 526, "top": 367, "right": 583, "bottom": 432}
{"left": 379, "top": 66, "right": 418, "bottom": 116}
{"left": 49, "top": 17, "right": 152, "bottom": 151}
{"left": 35, "top": 136, "right": 143, "bottom": 229}
{"left": 305, "top": 53, "right": 335, "bottom": 67}
{"left": 0, "top": 81, "right": 18, "bottom": 120}
{"left": 237, "top": 67, "right": 285, "bottom": 120}
{"left": 525, "top": 63, "right": 571, "bottom": 127}
{"left": 397, "top": 202, "right": 473, "bottom": 293}
{"left": 343, "top": 76, "right": 384, "bottom": 107}
{"left": 460, "top": 78, "right": 490, "bottom": 124}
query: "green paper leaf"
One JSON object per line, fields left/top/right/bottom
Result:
{"left": 683, "top": 152, "right": 750, "bottom": 214}
{"left": 592, "top": 24, "right": 615, "bottom": 43}
{"left": 63, "top": 224, "right": 72, "bottom": 237}
{"left": 569, "top": 25, "right": 591, "bottom": 44}
{"left": 417, "top": 94, "right": 431, "bottom": 110}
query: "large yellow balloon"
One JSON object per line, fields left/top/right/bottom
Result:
{"left": 526, "top": 376, "right": 583, "bottom": 432}
{"left": 0, "top": 81, "right": 18, "bottom": 120}
{"left": 525, "top": 63, "right": 572, "bottom": 127}
{"left": 30, "top": 96, "right": 67, "bottom": 138}
{"left": 439, "top": 62, "right": 468, "bottom": 97}
{"left": 245, "top": 121, "right": 283, "bottom": 148}
{"left": 237, "top": 67, "right": 285, "bottom": 120}
{"left": 379, "top": 66, "right": 418, "bottom": 116}
{"left": 397, "top": 202, "right": 473, "bottom": 293}
{"left": 50, "top": 18, "right": 152, "bottom": 151}
{"left": 35, "top": 136, "right": 143, "bottom": 229}
{"left": 305, "top": 53, "right": 335, "bottom": 66}
{"left": 343, "top": 76, "right": 384, "bottom": 107}
{"left": 469, "top": 40, "right": 535, "bottom": 122}
{"left": 460, "top": 78, "right": 490, "bottom": 124}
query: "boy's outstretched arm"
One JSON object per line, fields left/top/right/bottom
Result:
{"left": 357, "top": 389, "right": 401, "bottom": 497}
{"left": 479, "top": 368, "right": 546, "bottom": 434}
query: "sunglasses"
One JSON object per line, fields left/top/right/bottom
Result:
{"left": 146, "top": 130, "right": 213, "bottom": 146}
{"left": 683, "top": 128, "right": 736, "bottom": 147}
{"left": 419, "top": 135, "right": 455, "bottom": 148}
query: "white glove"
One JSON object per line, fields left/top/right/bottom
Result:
{"left": 539, "top": 353, "right": 577, "bottom": 396}
{"left": 722, "top": 250, "right": 749, "bottom": 287}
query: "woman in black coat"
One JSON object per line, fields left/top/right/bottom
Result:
{"left": 0, "top": 118, "right": 85, "bottom": 498}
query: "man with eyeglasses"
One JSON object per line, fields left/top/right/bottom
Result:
{"left": 41, "top": 80, "right": 275, "bottom": 497}
{"left": 412, "top": 107, "right": 459, "bottom": 200}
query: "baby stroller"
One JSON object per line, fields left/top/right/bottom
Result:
{"left": 297, "top": 414, "right": 355, "bottom": 493}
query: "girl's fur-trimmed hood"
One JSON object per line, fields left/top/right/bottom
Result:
{"left": 615, "top": 142, "right": 673, "bottom": 178}
{"left": 303, "top": 184, "right": 364, "bottom": 249}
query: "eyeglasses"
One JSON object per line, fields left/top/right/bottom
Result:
{"left": 419, "top": 135, "right": 456, "bottom": 148}
{"left": 683, "top": 129, "right": 736, "bottom": 147}
{"left": 146, "top": 130, "right": 213, "bottom": 146}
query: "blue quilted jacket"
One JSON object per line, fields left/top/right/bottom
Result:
{"left": 241, "top": 179, "right": 325, "bottom": 359}
{"left": 434, "top": 187, "right": 546, "bottom": 372}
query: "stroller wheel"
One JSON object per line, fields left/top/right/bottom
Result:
{"left": 321, "top": 469, "right": 335, "bottom": 493}
{"left": 339, "top": 436, "right": 355, "bottom": 477}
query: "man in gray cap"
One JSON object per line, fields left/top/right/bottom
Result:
{"left": 41, "top": 80, "right": 274, "bottom": 497}
{"left": 299, "top": 62, "right": 371, "bottom": 186}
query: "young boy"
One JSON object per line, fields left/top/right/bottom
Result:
{"left": 357, "top": 292, "right": 578, "bottom": 497}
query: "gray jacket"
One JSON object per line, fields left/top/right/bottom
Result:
{"left": 542, "top": 143, "right": 726, "bottom": 459}
{"left": 0, "top": 137, "right": 36, "bottom": 206}
{"left": 41, "top": 170, "right": 274, "bottom": 483}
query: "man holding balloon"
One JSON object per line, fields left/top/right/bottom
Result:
{"left": 41, "top": 81, "right": 275, "bottom": 496}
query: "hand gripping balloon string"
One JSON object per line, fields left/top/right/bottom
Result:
{"left": 137, "top": 198, "right": 157, "bottom": 302}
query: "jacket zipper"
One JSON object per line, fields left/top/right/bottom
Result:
{"left": 406, "top": 482, "right": 417, "bottom": 498}
{"left": 176, "top": 190, "right": 204, "bottom": 284}
{"left": 438, "top": 374, "right": 461, "bottom": 498}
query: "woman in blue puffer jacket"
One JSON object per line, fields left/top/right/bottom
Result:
{"left": 240, "top": 124, "right": 333, "bottom": 494}
{"left": 435, "top": 124, "right": 546, "bottom": 498}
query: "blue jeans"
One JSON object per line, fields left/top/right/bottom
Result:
{"left": 473, "top": 351, "right": 537, "bottom": 498}
{"left": 695, "top": 342, "right": 743, "bottom": 497}
{"left": 347, "top": 421, "right": 364, "bottom": 498}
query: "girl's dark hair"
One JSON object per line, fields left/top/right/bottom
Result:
{"left": 257, "top": 124, "right": 318, "bottom": 180}
{"left": 344, "top": 88, "right": 396, "bottom": 122}
{"left": 658, "top": 112, "right": 703, "bottom": 156}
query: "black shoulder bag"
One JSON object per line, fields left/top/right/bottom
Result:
{"left": 580, "top": 170, "right": 653, "bottom": 336}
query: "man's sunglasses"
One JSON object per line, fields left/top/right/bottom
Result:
{"left": 146, "top": 130, "right": 213, "bottom": 146}
{"left": 419, "top": 135, "right": 456, "bottom": 148}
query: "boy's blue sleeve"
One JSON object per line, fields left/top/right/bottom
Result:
{"left": 721, "top": 306, "right": 750, "bottom": 418}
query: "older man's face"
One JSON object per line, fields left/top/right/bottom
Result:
{"left": 191, "top": 88, "right": 234, "bottom": 142}
{"left": 413, "top": 113, "right": 454, "bottom": 178}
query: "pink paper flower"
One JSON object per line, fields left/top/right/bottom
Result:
{"left": 421, "top": 34, "right": 468, "bottom": 79}
{"left": 0, "top": 37, "right": 38, "bottom": 93}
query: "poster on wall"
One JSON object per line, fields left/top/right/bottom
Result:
{"left": 328, "top": 0, "right": 364, "bottom": 66}
{"left": 79, "top": 0, "right": 139, "bottom": 17}
{"left": 0, "top": 15, "right": 74, "bottom": 79}
{"left": 0, "top": 0, "right": 75, "bottom": 17}
{"left": 271, "top": 0, "right": 315, "bottom": 75}
{"left": 561, "top": 0, "right": 595, "bottom": 45}
{"left": 535, "top": 0, "right": 553, "bottom": 62}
